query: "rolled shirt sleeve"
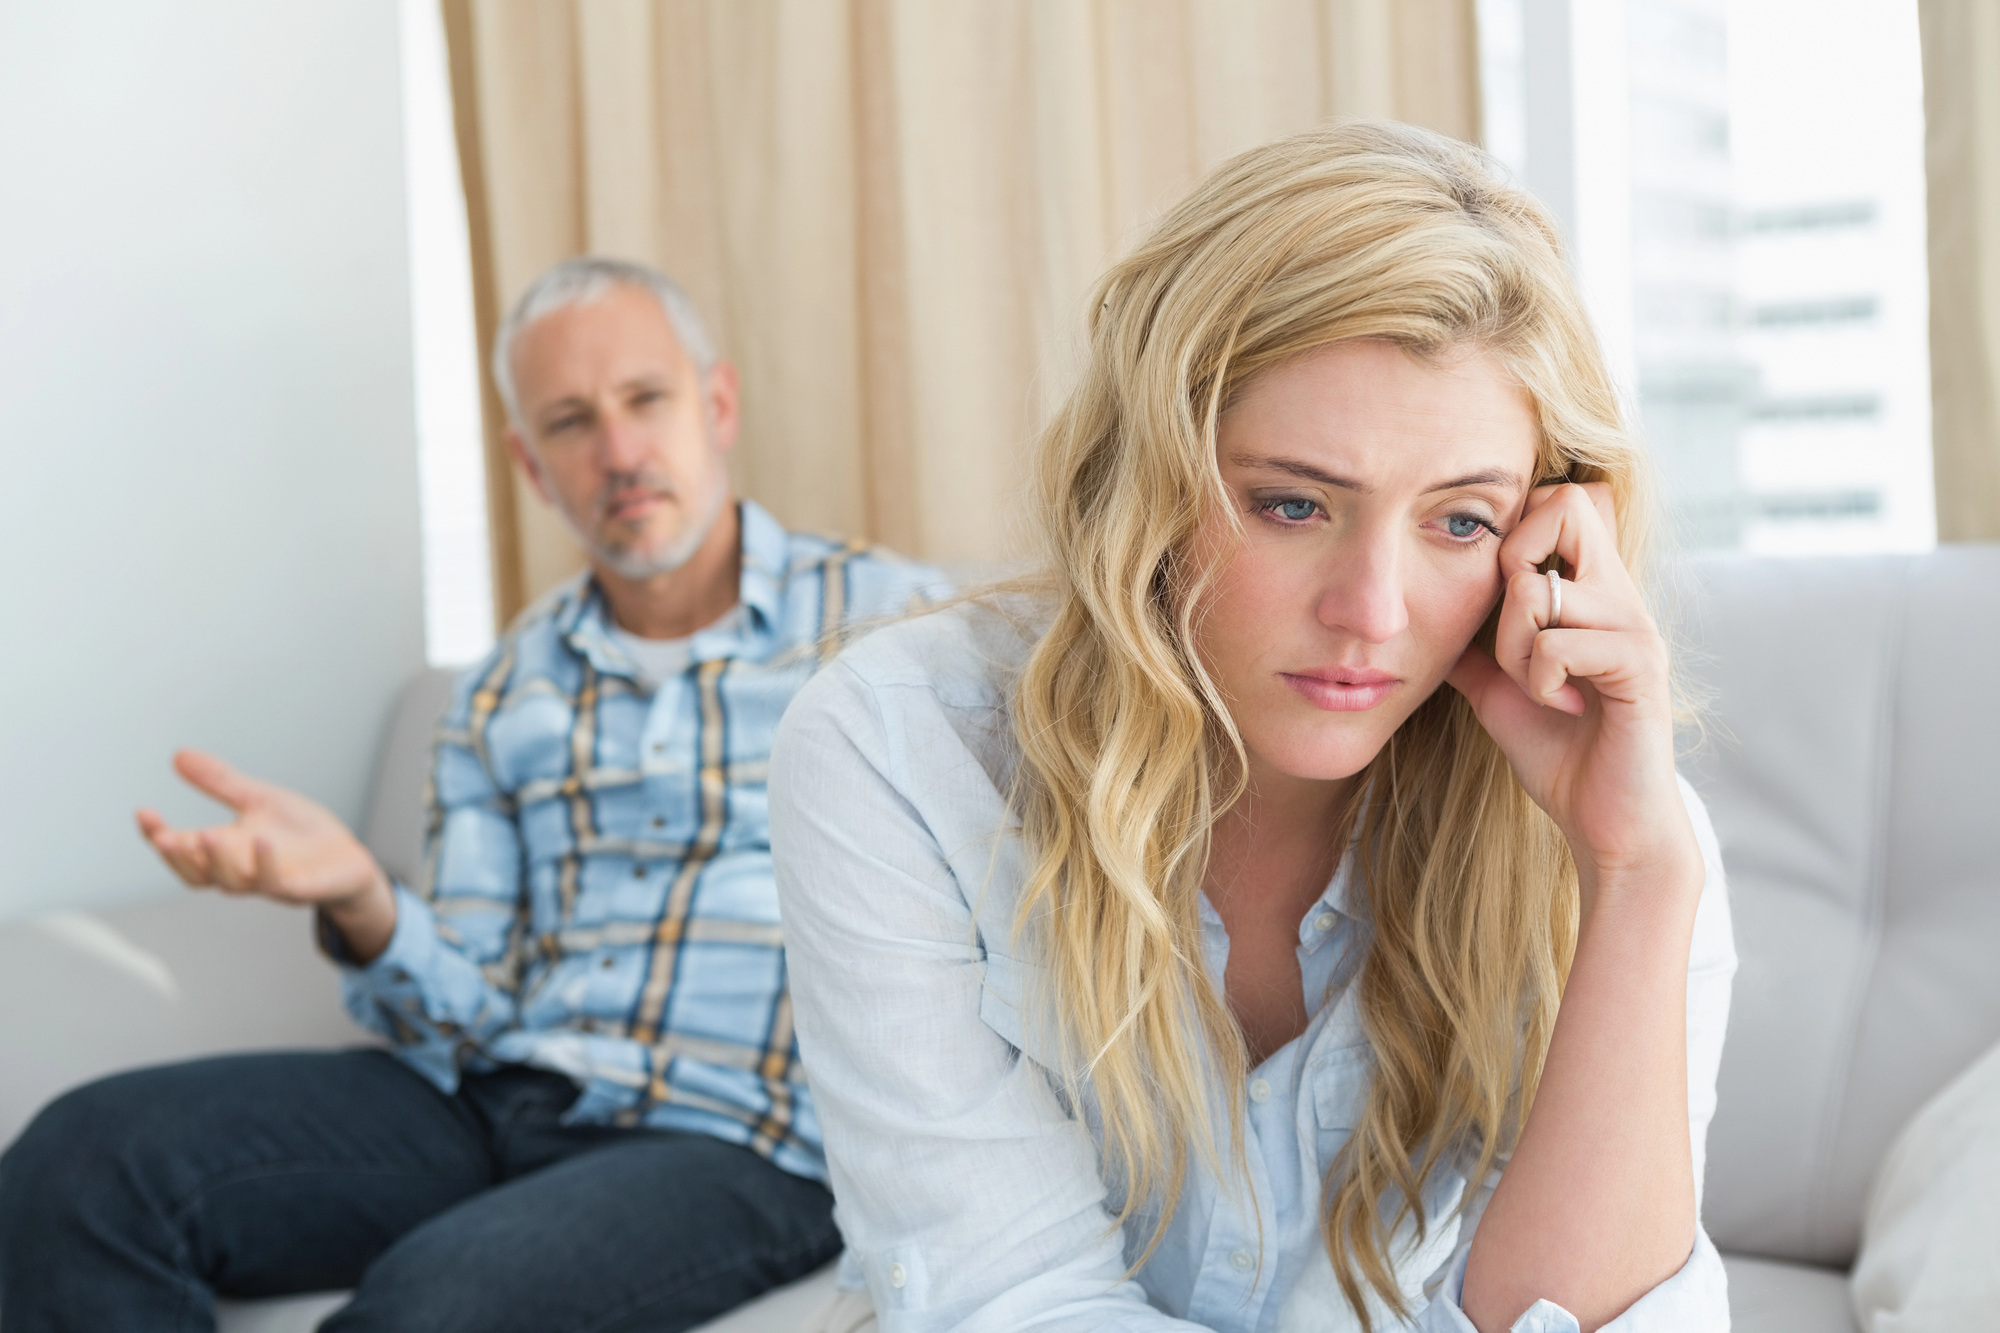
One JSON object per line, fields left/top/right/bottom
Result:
{"left": 331, "top": 667, "right": 528, "bottom": 1093}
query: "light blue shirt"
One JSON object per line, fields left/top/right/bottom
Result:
{"left": 331, "top": 499, "right": 946, "bottom": 1181}
{"left": 770, "top": 598, "right": 1737, "bottom": 1329}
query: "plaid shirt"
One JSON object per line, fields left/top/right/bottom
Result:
{"left": 336, "top": 500, "right": 945, "bottom": 1180}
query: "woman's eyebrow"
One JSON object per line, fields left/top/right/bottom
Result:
{"left": 1228, "top": 455, "right": 1526, "bottom": 495}
{"left": 1227, "top": 453, "right": 1371, "bottom": 492}
{"left": 1425, "top": 468, "right": 1525, "bottom": 493}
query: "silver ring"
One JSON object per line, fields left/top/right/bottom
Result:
{"left": 1547, "top": 568, "right": 1563, "bottom": 630}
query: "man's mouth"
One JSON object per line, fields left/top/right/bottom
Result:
{"left": 1278, "top": 666, "right": 1401, "bottom": 712}
{"left": 602, "top": 490, "right": 672, "bottom": 523}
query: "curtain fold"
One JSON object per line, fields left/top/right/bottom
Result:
{"left": 1919, "top": 0, "right": 2000, "bottom": 543}
{"left": 446, "top": 0, "right": 1481, "bottom": 618}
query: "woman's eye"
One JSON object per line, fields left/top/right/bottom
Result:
{"left": 1443, "top": 513, "right": 1492, "bottom": 541}
{"left": 1264, "top": 499, "right": 1320, "bottom": 523}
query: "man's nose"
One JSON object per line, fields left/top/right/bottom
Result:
{"left": 596, "top": 410, "right": 651, "bottom": 473}
{"left": 1316, "top": 532, "right": 1409, "bottom": 644}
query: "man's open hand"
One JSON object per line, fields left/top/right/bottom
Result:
{"left": 135, "top": 750, "right": 397, "bottom": 961}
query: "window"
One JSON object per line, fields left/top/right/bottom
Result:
{"left": 1477, "top": 0, "right": 1934, "bottom": 554}
{"left": 399, "top": 0, "right": 495, "bottom": 665}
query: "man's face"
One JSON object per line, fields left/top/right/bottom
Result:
{"left": 506, "top": 284, "right": 739, "bottom": 580}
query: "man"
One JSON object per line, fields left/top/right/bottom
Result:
{"left": 0, "top": 258, "right": 943, "bottom": 1331}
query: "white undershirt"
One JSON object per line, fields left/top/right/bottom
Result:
{"left": 607, "top": 604, "right": 742, "bottom": 691}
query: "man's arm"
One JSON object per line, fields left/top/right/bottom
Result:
{"left": 137, "top": 724, "right": 529, "bottom": 1087}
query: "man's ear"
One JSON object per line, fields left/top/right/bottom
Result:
{"left": 705, "top": 361, "right": 741, "bottom": 454}
{"left": 505, "top": 429, "right": 555, "bottom": 506}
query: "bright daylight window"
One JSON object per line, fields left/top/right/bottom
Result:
{"left": 1477, "top": 0, "right": 1935, "bottom": 554}
{"left": 400, "top": 0, "right": 495, "bottom": 666}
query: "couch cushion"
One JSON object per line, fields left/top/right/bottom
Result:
{"left": 0, "top": 894, "right": 359, "bottom": 1149}
{"left": 1723, "top": 1254, "right": 1854, "bottom": 1333}
{"left": 1679, "top": 548, "right": 2000, "bottom": 1267}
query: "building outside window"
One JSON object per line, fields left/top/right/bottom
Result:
{"left": 1479, "top": 0, "right": 1934, "bottom": 555}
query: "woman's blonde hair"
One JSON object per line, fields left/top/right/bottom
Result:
{"left": 1009, "top": 120, "right": 1652, "bottom": 1327}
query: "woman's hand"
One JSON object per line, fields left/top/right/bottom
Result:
{"left": 1444, "top": 482, "right": 1699, "bottom": 900}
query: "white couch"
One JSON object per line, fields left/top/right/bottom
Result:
{"left": 4, "top": 547, "right": 1997, "bottom": 1331}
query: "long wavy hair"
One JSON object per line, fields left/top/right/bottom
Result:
{"left": 1008, "top": 120, "right": 1653, "bottom": 1327}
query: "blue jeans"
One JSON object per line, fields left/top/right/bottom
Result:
{"left": 0, "top": 1049, "right": 839, "bottom": 1332}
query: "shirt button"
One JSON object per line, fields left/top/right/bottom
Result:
{"left": 1230, "top": 1249, "right": 1254, "bottom": 1272}
{"left": 1248, "top": 1078, "right": 1272, "bottom": 1104}
{"left": 651, "top": 816, "right": 665, "bottom": 828}
{"left": 599, "top": 955, "right": 615, "bottom": 970}
{"left": 632, "top": 864, "right": 647, "bottom": 878}
{"left": 651, "top": 742, "right": 666, "bottom": 754}
{"left": 1315, "top": 912, "right": 1337, "bottom": 932}
{"left": 887, "top": 1262, "right": 907, "bottom": 1288}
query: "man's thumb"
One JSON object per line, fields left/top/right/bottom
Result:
{"left": 172, "top": 749, "right": 263, "bottom": 811}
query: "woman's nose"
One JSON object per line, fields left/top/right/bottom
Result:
{"left": 1316, "top": 537, "right": 1409, "bottom": 643}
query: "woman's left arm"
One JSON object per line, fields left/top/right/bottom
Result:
{"left": 1444, "top": 482, "right": 1731, "bottom": 1333}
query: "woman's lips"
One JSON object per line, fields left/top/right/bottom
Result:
{"left": 1279, "top": 670, "right": 1400, "bottom": 712}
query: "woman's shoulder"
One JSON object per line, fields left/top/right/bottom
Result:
{"left": 775, "top": 591, "right": 1048, "bottom": 791}
{"left": 820, "top": 589, "right": 1050, "bottom": 711}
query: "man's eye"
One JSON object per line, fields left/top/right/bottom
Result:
{"left": 1443, "top": 514, "right": 1492, "bottom": 540}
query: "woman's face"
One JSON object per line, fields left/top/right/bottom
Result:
{"left": 1194, "top": 339, "right": 1542, "bottom": 788}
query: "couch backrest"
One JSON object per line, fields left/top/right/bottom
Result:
{"left": 1680, "top": 547, "right": 2000, "bottom": 1267}
{"left": 359, "top": 666, "right": 460, "bottom": 890}
{"left": 361, "top": 554, "right": 2000, "bottom": 1270}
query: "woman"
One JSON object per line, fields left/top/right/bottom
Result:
{"left": 769, "top": 121, "right": 1734, "bottom": 1333}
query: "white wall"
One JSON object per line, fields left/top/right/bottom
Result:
{"left": 0, "top": 0, "right": 425, "bottom": 920}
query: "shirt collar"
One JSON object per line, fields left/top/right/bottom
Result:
{"left": 1297, "top": 843, "right": 1366, "bottom": 954}
{"left": 561, "top": 498, "right": 793, "bottom": 679}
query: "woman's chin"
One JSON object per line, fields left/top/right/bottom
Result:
{"left": 1244, "top": 728, "right": 1387, "bottom": 788}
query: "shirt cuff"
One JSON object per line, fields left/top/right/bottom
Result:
{"left": 1425, "top": 1226, "right": 1728, "bottom": 1332}
{"left": 317, "top": 882, "right": 436, "bottom": 979}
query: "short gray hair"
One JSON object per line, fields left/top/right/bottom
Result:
{"left": 491, "top": 256, "right": 717, "bottom": 426}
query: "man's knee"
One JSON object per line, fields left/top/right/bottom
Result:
{"left": 0, "top": 1068, "right": 170, "bottom": 1229}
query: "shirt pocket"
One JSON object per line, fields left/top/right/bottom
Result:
{"left": 976, "top": 948, "right": 1067, "bottom": 1073}
{"left": 1310, "top": 1041, "right": 1375, "bottom": 1166}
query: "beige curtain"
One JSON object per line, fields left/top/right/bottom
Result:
{"left": 443, "top": 0, "right": 1482, "bottom": 620}
{"left": 1920, "top": 0, "right": 2000, "bottom": 543}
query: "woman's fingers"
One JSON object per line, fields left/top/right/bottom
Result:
{"left": 1525, "top": 627, "right": 1667, "bottom": 715}
{"left": 1503, "top": 482, "right": 1623, "bottom": 586}
{"left": 1493, "top": 569, "right": 1645, "bottom": 701}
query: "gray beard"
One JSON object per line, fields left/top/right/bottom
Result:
{"left": 566, "top": 470, "right": 731, "bottom": 581}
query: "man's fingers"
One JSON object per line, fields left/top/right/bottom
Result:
{"left": 141, "top": 821, "right": 215, "bottom": 887}
{"left": 173, "top": 749, "right": 265, "bottom": 812}
{"left": 253, "top": 836, "right": 289, "bottom": 898}
{"left": 201, "top": 828, "right": 261, "bottom": 894}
